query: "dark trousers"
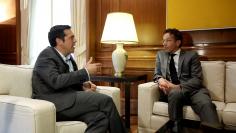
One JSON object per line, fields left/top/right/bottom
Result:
{"left": 159, "top": 88, "right": 221, "bottom": 127}
{"left": 57, "top": 91, "right": 127, "bottom": 133}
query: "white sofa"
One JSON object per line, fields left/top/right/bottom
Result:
{"left": 138, "top": 61, "right": 236, "bottom": 133}
{"left": 0, "top": 64, "right": 121, "bottom": 133}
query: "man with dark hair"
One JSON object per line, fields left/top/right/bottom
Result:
{"left": 32, "top": 25, "right": 127, "bottom": 133}
{"left": 153, "top": 28, "right": 222, "bottom": 133}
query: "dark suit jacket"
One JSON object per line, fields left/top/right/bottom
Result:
{"left": 153, "top": 50, "right": 206, "bottom": 96}
{"left": 32, "top": 46, "right": 89, "bottom": 112}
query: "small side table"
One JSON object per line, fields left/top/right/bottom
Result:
{"left": 91, "top": 74, "right": 147, "bottom": 128}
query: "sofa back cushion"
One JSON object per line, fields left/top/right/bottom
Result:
{"left": 225, "top": 62, "right": 236, "bottom": 103}
{"left": 201, "top": 61, "right": 225, "bottom": 102}
{"left": 0, "top": 64, "right": 33, "bottom": 98}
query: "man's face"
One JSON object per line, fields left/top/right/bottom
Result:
{"left": 58, "top": 29, "right": 77, "bottom": 56}
{"left": 162, "top": 33, "right": 180, "bottom": 53}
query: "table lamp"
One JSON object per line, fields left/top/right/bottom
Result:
{"left": 101, "top": 12, "right": 138, "bottom": 77}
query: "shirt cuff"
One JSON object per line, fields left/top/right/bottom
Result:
{"left": 84, "top": 68, "right": 90, "bottom": 81}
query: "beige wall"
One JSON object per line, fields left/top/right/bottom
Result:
{"left": 167, "top": 0, "right": 236, "bottom": 30}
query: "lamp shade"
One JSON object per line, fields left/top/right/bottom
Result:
{"left": 101, "top": 12, "right": 138, "bottom": 44}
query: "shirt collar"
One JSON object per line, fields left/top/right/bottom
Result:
{"left": 54, "top": 48, "right": 71, "bottom": 62}
{"left": 173, "top": 48, "right": 181, "bottom": 56}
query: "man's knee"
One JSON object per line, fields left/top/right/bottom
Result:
{"left": 87, "top": 112, "right": 109, "bottom": 125}
{"left": 168, "top": 89, "right": 183, "bottom": 101}
{"left": 96, "top": 112, "right": 109, "bottom": 123}
{"left": 101, "top": 94, "right": 114, "bottom": 105}
{"left": 201, "top": 100, "right": 216, "bottom": 110}
{"left": 193, "top": 100, "right": 216, "bottom": 116}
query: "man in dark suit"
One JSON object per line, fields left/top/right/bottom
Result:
{"left": 32, "top": 25, "right": 127, "bottom": 133}
{"left": 153, "top": 28, "right": 222, "bottom": 133}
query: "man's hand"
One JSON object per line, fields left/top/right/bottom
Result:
{"left": 158, "top": 78, "right": 181, "bottom": 94}
{"left": 158, "top": 78, "right": 169, "bottom": 94}
{"left": 84, "top": 57, "right": 102, "bottom": 75}
{"left": 83, "top": 81, "right": 97, "bottom": 92}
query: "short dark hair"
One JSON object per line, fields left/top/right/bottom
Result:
{"left": 48, "top": 25, "right": 71, "bottom": 47}
{"left": 164, "top": 28, "right": 183, "bottom": 47}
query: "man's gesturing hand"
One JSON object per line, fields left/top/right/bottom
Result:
{"left": 84, "top": 57, "right": 102, "bottom": 75}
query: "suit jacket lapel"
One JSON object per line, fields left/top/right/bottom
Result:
{"left": 178, "top": 50, "right": 185, "bottom": 78}
{"left": 50, "top": 47, "right": 78, "bottom": 72}
{"left": 70, "top": 57, "right": 78, "bottom": 71}
{"left": 51, "top": 47, "right": 70, "bottom": 71}
{"left": 163, "top": 52, "right": 169, "bottom": 78}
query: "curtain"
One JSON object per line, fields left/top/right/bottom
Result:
{"left": 28, "top": 0, "right": 71, "bottom": 65}
{"left": 71, "top": 0, "right": 87, "bottom": 69}
{"left": 21, "top": 0, "right": 77, "bottom": 65}
{"left": 20, "top": 0, "right": 31, "bottom": 64}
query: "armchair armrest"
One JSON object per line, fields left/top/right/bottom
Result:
{"left": 96, "top": 86, "right": 121, "bottom": 115}
{"left": 0, "top": 95, "right": 56, "bottom": 133}
{"left": 138, "top": 82, "right": 159, "bottom": 128}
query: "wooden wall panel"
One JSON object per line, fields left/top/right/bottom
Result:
{"left": 182, "top": 28, "right": 236, "bottom": 61}
{"left": 87, "top": 0, "right": 236, "bottom": 123}
{"left": 0, "top": 24, "right": 17, "bottom": 64}
{"left": 0, "top": 0, "right": 20, "bottom": 65}
{"left": 119, "top": 0, "right": 166, "bottom": 45}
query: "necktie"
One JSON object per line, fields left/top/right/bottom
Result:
{"left": 66, "top": 56, "right": 74, "bottom": 72}
{"left": 169, "top": 54, "right": 180, "bottom": 84}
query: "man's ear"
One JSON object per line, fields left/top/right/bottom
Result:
{"left": 176, "top": 40, "right": 181, "bottom": 47}
{"left": 56, "top": 38, "right": 62, "bottom": 45}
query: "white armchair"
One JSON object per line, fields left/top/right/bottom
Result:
{"left": 0, "top": 64, "right": 121, "bottom": 133}
{"left": 138, "top": 61, "right": 236, "bottom": 132}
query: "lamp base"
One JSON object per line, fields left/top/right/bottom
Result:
{"left": 112, "top": 43, "right": 127, "bottom": 77}
{"left": 114, "top": 72, "right": 122, "bottom": 77}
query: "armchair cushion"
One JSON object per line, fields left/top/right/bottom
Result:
{"left": 56, "top": 121, "right": 87, "bottom": 133}
{"left": 152, "top": 101, "right": 225, "bottom": 121}
{"left": 0, "top": 64, "right": 32, "bottom": 97}
{"left": 225, "top": 62, "right": 236, "bottom": 103}
{"left": 223, "top": 103, "right": 236, "bottom": 130}
{"left": 0, "top": 95, "right": 56, "bottom": 133}
{"left": 201, "top": 61, "right": 225, "bottom": 102}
